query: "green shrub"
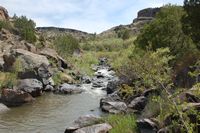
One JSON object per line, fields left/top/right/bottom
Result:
{"left": 135, "top": 5, "right": 196, "bottom": 58}
{"left": 14, "top": 16, "right": 36, "bottom": 43}
{"left": 68, "top": 51, "right": 98, "bottom": 75}
{"left": 0, "top": 72, "right": 17, "bottom": 89}
{"left": 54, "top": 35, "right": 79, "bottom": 57}
{"left": 183, "top": 0, "right": 200, "bottom": 48}
{"left": 0, "top": 20, "right": 12, "bottom": 30}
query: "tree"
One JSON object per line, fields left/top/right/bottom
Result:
{"left": 135, "top": 5, "right": 195, "bottom": 58}
{"left": 14, "top": 16, "right": 36, "bottom": 43}
{"left": 54, "top": 35, "right": 79, "bottom": 57}
{"left": 183, "top": 0, "right": 200, "bottom": 48}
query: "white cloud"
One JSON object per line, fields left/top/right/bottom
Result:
{"left": 0, "top": 0, "right": 183, "bottom": 33}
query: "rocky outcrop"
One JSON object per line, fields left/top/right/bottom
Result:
{"left": 17, "top": 79, "right": 43, "bottom": 97}
{"left": 3, "top": 49, "right": 50, "bottom": 71}
{"left": 40, "top": 48, "right": 70, "bottom": 69}
{"left": 1, "top": 88, "right": 34, "bottom": 107}
{"left": 37, "top": 27, "right": 93, "bottom": 41}
{"left": 100, "top": 94, "right": 127, "bottom": 114}
{"left": 99, "top": 7, "right": 161, "bottom": 38}
{"left": 137, "top": 8, "right": 160, "bottom": 19}
{"left": 0, "top": 6, "right": 9, "bottom": 20}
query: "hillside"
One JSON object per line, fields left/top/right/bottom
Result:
{"left": 37, "top": 26, "right": 94, "bottom": 41}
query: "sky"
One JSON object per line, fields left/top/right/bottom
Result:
{"left": 0, "top": 0, "right": 183, "bottom": 33}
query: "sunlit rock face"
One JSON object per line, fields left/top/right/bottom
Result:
{"left": 137, "top": 7, "right": 160, "bottom": 19}
{"left": 0, "top": 6, "right": 9, "bottom": 21}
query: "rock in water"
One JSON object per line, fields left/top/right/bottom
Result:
{"left": 65, "top": 115, "right": 101, "bottom": 133}
{"left": 100, "top": 94, "right": 127, "bottom": 114}
{"left": 56, "top": 83, "right": 83, "bottom": 94}
{"left": 1, "top": 89, "right": 34, "bottom": 107}
{"left": 0, "top": 103, "right": 10, "bottom": 113}
{"left": 74, "top": 123, "right": 112, "bottom": 133}
{"left": 72, "top": 123, "right": 112, "bottom": 133}
{"left": 18, "top": 79, "right": 43, "bottom": 97}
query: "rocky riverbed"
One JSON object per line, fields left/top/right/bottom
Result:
{"left": 0, "top": 57, "right": 118, "bottom": 133}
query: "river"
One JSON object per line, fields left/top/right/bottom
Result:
{"left": 0, "top": 84, "right": 106, "bottom": 133}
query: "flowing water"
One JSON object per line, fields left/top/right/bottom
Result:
{"left": 0, "top": 84, "right": 106, "bottom": 133}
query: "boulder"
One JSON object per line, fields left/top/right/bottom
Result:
{"left": 24, "top": 42, "right": 37, "bottom": 53}
{"left": 44, "top": 85, "right": 54, "bottom": 92}
{"left": 0, "top": 103, "right": 10, "bottom": 113}
{"left": 81, "top": 76, "right": 91, "bottom": 84}
{"left": 92, "top": 79, "right": 107, "bottom": 88}
{"left": 37, "top": 63, "right": 54, "bottom": 86}
{"left": 40, "top": 48, "right": 58, "bottom": 60}
{"left": 17, "top": 79, "right": 43, "bottom": 97}
{"left": 56, "top": 83, "right": 83, "bottom": 94}
{"left": 100, "top": 101, "right": 127, "bottom": 114}
{"left": 1, "top": 88, "right": 34, "bottom": 107}
{"left": 106, "top": 78, "right": 119, "bottom": 94}
{"left": 100, "top": 94, "right": 127, "bottom": 114}
{"left": 40, "top": 48, "right": 71, "bottom": 69}
{"left": 3, "top": 49, "right": 50, "bottom": 71}
{"left": 71, "top": 123, "right": 112, "bottom": 133}
{"left": 128, "top": 96, "right": 147, "bottom": 111}
{"left": 65, "top": 115, "right": 101, "bottom": 133}
{"left": 137, "top": 118, "right": 158, "bottom": 133}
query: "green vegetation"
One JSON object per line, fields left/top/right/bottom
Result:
{"left": 136, "top": 5, "right": 196, "bottom": 59}
{"left": 14, "top": 16, "right": 36, "bottom": 43}
{"left": 54, "top": 35, "right": 79, "bottom": 57}
{"left": 0, "top": 20, "right": 12, "bottom": 30}
{"left": 103, "top": 114, "right": 137, "bottom": 133}
{"left": 183, "top": 0, "right": 200, "bottom": 48}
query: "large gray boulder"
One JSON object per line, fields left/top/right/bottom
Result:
{"left": 100, "top": 94, "right": 127, "bottom": 114}
{"left": 73, "top": 123, "right": 112, "bottom": 133}
{"left": 0, "top": 103, "right": 10, "bottom": 113}
{"left": 17, "top": 79, "right": 43, "bottom": 97}
{"left": 128, "top": 96, "right": 147, "bottom": 111}
{"left": 65, "top": 115, "right": 101, "bottom": 133}
{"left": 56, "top": 83, "right": 83, "bottom": 94}
{"left": 40, "top": 48, "right": 70, "bottom": 69}
{"left": 106, "top": 77, "right": 120, "bottom": 94}
{"left": 37, "top": 63, "right": 54, "bottom": 86}
{"left": 100, "top": 101, "right": 127, "bottom": 114}
{"left": 1, "top": 88, "right": 34, "bottom": 107}
{"left": 3, "top": 49, "right": 49, "bottom": 71}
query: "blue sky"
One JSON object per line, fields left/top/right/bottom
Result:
{"left": 0, "top": 0, "right": 183, "bottom": 33}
